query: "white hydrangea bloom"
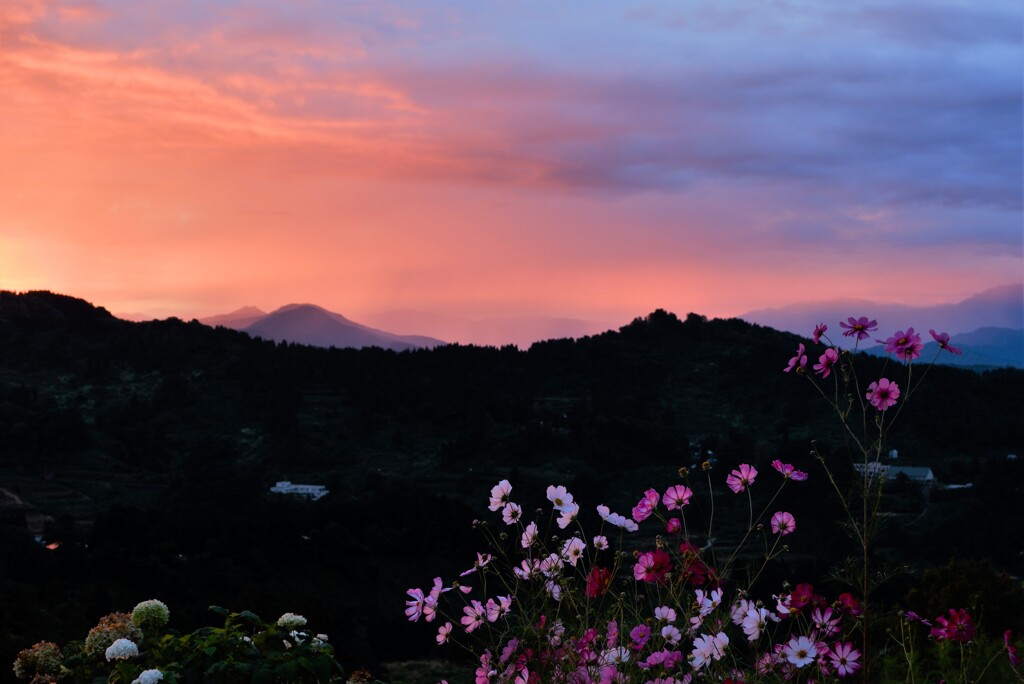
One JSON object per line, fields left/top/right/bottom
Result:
{"left": 277, "top": 613, "right": 308, "bottom": 629}
{"left": 131, "top": 599, "right": 170, "bottom": 627}
{"left": 105, "top": 638, "right": 139, "bottom": 661}
{"left": 131, "top": 669, "right": 163, "bottom": 684}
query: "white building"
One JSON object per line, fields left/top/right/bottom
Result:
{"left": 852, "top": 463, "right": 936, "bottom": 485}
{"left": 269, "top": 481, "right": 329, "bottom": 500}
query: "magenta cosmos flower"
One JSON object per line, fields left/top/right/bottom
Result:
{"left": 726, "top": 464, "right": 757, "bottom": 493}
{"left": 632, "top": 488, "right": 660, "bottom": 522}
{"left": 771, "top": 459, "right": 808, "bottom": 481}
{"left": 866, "top": 378, "right": 900, "bottom": 411}
{"left": 880, "top": 327, "right": 923, "bottom": 361}
{"left": 929, "top": 329, "right": 963, "bottom": 355}
{"left": 813, "top": 322, "right": 827, "bottom": 344}
{"left": 839, "top": 316, "right": 878, "bottom": 340}
{"left": 770, "top": 511, "right": 795, "bottom": 536}
{"left": 930, "top": 608, "right": 976, "bottom": 643}
{"left": 813, "top": 348, "right": 839, "bottom": 378}
{"left": 783, "top": 343, "right": 807, "bottom": 373}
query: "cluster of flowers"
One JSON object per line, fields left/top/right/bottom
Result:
{"left": 13, "top": 600, "right": 166, "bottom": 684}
{"left": 12, "top": 600, "right": 339, "bottom": 684}
{"left": 406, "top": 464, "right": 875, "bottom": 683}
{"left": 783, "top": 316, "right": 962, "bottom": 413}
{"left": 902, "top": 609, "right": 1022, "bottom": 675}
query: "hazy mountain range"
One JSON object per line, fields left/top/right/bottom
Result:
{"left": 740, "top": 284, "right": 1023, "bottom": 368}
{"left": 198, "top": 305, "right": 612, "bottom": 350}
{"left": 740, "top": 284, "right": 1022, "bottom": 339}
{"left": 134, "top": 283, "right": 1024, "bottom": 366}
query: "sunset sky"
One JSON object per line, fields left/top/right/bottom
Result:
{"left": 1, "top": 1, "right": 1021, "bottom": 340}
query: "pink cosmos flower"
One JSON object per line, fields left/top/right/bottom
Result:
{"left": 632, "top": 488, "right": 660, "bottom": 522}
{"left": 405, "top": 587, "right": 426, "bottom": 621}
{"left": 840, "top": 316, "right": 878, "bottom": 340}
{"left": 929, "top": 329, "right": 963, "bottom": 355}
{"left": 666, "top": 517, "right": 682, "bottom": 534}
{"left": 654, "top": 606, "right": 677, "bottom": 623}
{"left": 731, "top": 598, "right": 754, "bottom": 625}
{"left": 460, "top": 552, "right": 494, "bottom": 576}
{"left": 502, "top": 503, "right": 522, "bottom": 525}
{"left": 930, "top": 608, "right": 976, "bottom": 643}
{"left": 485, "top": 595, "right": 512, "bottom": 622}
{"left": 813, "top": 322, "right": 828, "bottom": 344}
{"left": 561, "top": 537, "right": 586, "bottom": 566}
{"left": 904, "top": 610, "right": 931, "bottom": 626}
{"left": 513, "top": 559, "right": 540, "bottom": 580}
{"left": 1005, "top": 630, "right": 1021, "bottom": 668}
{"left": 694, "top": 588, "right": 723, "bottom": 618}
{"left": 770, "top": 511, "right": 795, "bottom": 536}
{"left": 593, "top": 535, "right": 608, "bottom": 550}
{"left": 611, "top": 623, "right": 627, "bottom": 653}
{"left": 461, "top": 600, "right": 486, "bottom": 633}
{"left": 771, "top": 459, "right": 808, "bottom": 481}
{"left": 783, "top": 635, "right": 817, "bottom": 668}
{"left": 867, "top": 378, "right": 900, "bottom": 411}
{"left": 634, "top": 549, "right": 672, "bottom": 584}
{"left": 829, "top": 641, "right": 861, "bottom": 677}
{"left": 521, "top": 522, "right": 538, "bottom": 548}
{"left": 813, "top": 348, "right": 839, "bottom": 378}
{"left": 663, "top": 484, "right": 693, "bottom": 510}
{"left": 741, "top": 606, "right": 773, "bottom": 641}
{"left": 488, "top": 480, "right": 512, "bottom": 511}
{"left": 475, "top": 652, "right": 494, "bottom": 684}
{"left": 690, "top": 632, "right": 729, "bottom": 670}
{"left": 661, "top": 625, "right": 682, "bottom": 645}
{"left": 436, "top": 621, "right": 452, "bottom": 645}
{"left": 726, "top": 464, "right": 758, "bottom": 493}
{"left": 880, "top": 327, "right": 923, "bottom": 361}
{"left": 783, "top": 343, "right": 807, "bottom": 373}
{"left": 556, "top": 502, "right": 579, "bottom": 529}
{"left": 499, "top": 638, "right": 519, "bottom": 664}
{"left": 811, "top": 607, "right": 840, "bottom": 637}
{"left": 423, "top": 577, "right": 448, "bottom": 622}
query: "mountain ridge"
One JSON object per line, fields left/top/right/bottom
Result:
{"left": 240, "top": 303, "right": 446, "bottom": 351}
{"left": 741, "top": 284, "right": 1022, "bottom": 339}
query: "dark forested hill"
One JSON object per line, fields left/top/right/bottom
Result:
{"left": 1, "top": 290, "right": 1022, "bottom": 679}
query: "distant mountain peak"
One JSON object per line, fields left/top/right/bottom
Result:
{"left": 200, "top": 306, "right": 268, "bottom": 329}
{"left": 202, "top": 302, "right": 445, "bottom": 351}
